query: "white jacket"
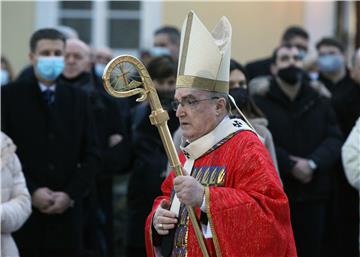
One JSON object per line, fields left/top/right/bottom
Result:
{"left": 342, "top": 116, "right": 360, "bottom": 254}
{"left": 1, "top": 132, "right": 32, "bottom": 257}
{"left": 342, "top": 117, "right": 360, "bottom": 191}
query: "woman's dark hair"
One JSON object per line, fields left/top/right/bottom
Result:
{"left": 230, "top": 59, "right": 247, "bottom": 78}
{"left": 230, "top": 58, "right": 264, "bottom": 119}
{"left": 146, "top": 56, "right": 177, "bottom": 80}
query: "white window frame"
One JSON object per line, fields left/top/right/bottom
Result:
{"left": 35, "top": 0, "right": 162, "bottom": 58}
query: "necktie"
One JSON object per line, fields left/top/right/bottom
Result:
{"left": 42, "top": 89, "right": 55, "bottom": 106}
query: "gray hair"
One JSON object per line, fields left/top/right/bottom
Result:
{"left": 207, "top": 91, "right": 231, "bottom": 112}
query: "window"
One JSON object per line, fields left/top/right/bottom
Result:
{"left": 109, "top": 19, "right": 140, "bottom": 48}
{"left": 58, "top": 1, "right": 93, "bottom": 43}
{"left": 109, "top": 1, "right": 140, "bottom": 10}
{"left": 36, "top": 1, "right": 161, "bottom": 57}
{"left": 107, "top": 1, "right": 141, "bottom": 49}
{"left": 57, "top": 1, "right": 141, "bottom": 51}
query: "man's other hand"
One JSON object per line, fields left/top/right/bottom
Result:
{"left": 174, "top": 175, "right": 205, "bottom": 207}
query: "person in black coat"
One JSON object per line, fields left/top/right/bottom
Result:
{"left": 1, "top": 28, "right": 100, "bottom": 257}
{"left": 316, "top": 38, "right": 360, "bottom": 136}
{"left": 59, "top": 38, "right": 131, "bottom": 257}
{"left": 254, "top": 44, "right": 343, "bottom": 257}
{"left": 125, "top": 56, "right": 179, "bottom": 257}
{"left": 316, "top": 38, "right": 360, "bottom": 257}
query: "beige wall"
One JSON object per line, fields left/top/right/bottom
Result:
{"left": 1, "top": 1, "right": 306, "bottom": 76}
{"left": 162, "top": 1, "right": 305, "bottom": 64}
{"left": 1, "top": 1, "right": 36, "bottom": 76}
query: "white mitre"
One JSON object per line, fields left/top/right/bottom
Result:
{"left": 176, "top": 10, "right": 232, "bottom": 94}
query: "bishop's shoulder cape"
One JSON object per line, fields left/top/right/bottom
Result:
{"left": 145, "top": 118, "right": 297, "bottom": 257}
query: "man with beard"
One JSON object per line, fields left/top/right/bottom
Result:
{"left": 254, "top": 44, "right": 343, "bottom": 257}
{"left": 125, "top": 56, "right": 179, "bottom": 257}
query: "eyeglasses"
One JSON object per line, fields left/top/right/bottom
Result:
{"left": 171, "top": 97, "right": 219, "bottom": 111}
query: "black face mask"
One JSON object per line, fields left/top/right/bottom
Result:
{"left": 157, "top": 90, "right": 175, "bottom": 111}
{"left": 229, "top": 87, "right": 249, "bottom": 109}
{"left": 277, "top": 66, "right": 303, "bottom": 85}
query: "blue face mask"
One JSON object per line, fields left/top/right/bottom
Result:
{"left": 1, "top": 69, "right": 9, "bottom": 86}
{"left": 36, "top": 56, "right": 64, "bottom": 81}
{"left": 150, "top": 47, "right": 171, "bottom": 57}
{"left": 317, "top": 55, "right": 343, "bottom": 74}
{"left": 94, "top": 63, "right": 106, "bottom": 77}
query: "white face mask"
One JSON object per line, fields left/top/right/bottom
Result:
{"left": 1, "top": 69, "right": 9, "bottom": 86}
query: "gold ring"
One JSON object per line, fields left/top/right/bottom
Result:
{"left": 158, "top": 223, "right": 163, "bottom": 229}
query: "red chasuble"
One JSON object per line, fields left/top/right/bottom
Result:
{"left": 145, "top": 129, "right": 297, "bottom": 257}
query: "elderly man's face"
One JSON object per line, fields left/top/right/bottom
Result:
{"left": 174, "top": 88, "right": 219, "bottom": 142}
{"left": 95, "top": 48, "right": 112, "bottom": 64}
{"left": 63, "top": 40, "right": 91, "bottom": 79}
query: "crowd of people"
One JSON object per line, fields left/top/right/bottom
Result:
{"left": 1, "top": 12, "right": 360, "bottom": 257}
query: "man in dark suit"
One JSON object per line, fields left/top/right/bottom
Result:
{"left": 1, "top": 28, "right": 100, "bottom": 257}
